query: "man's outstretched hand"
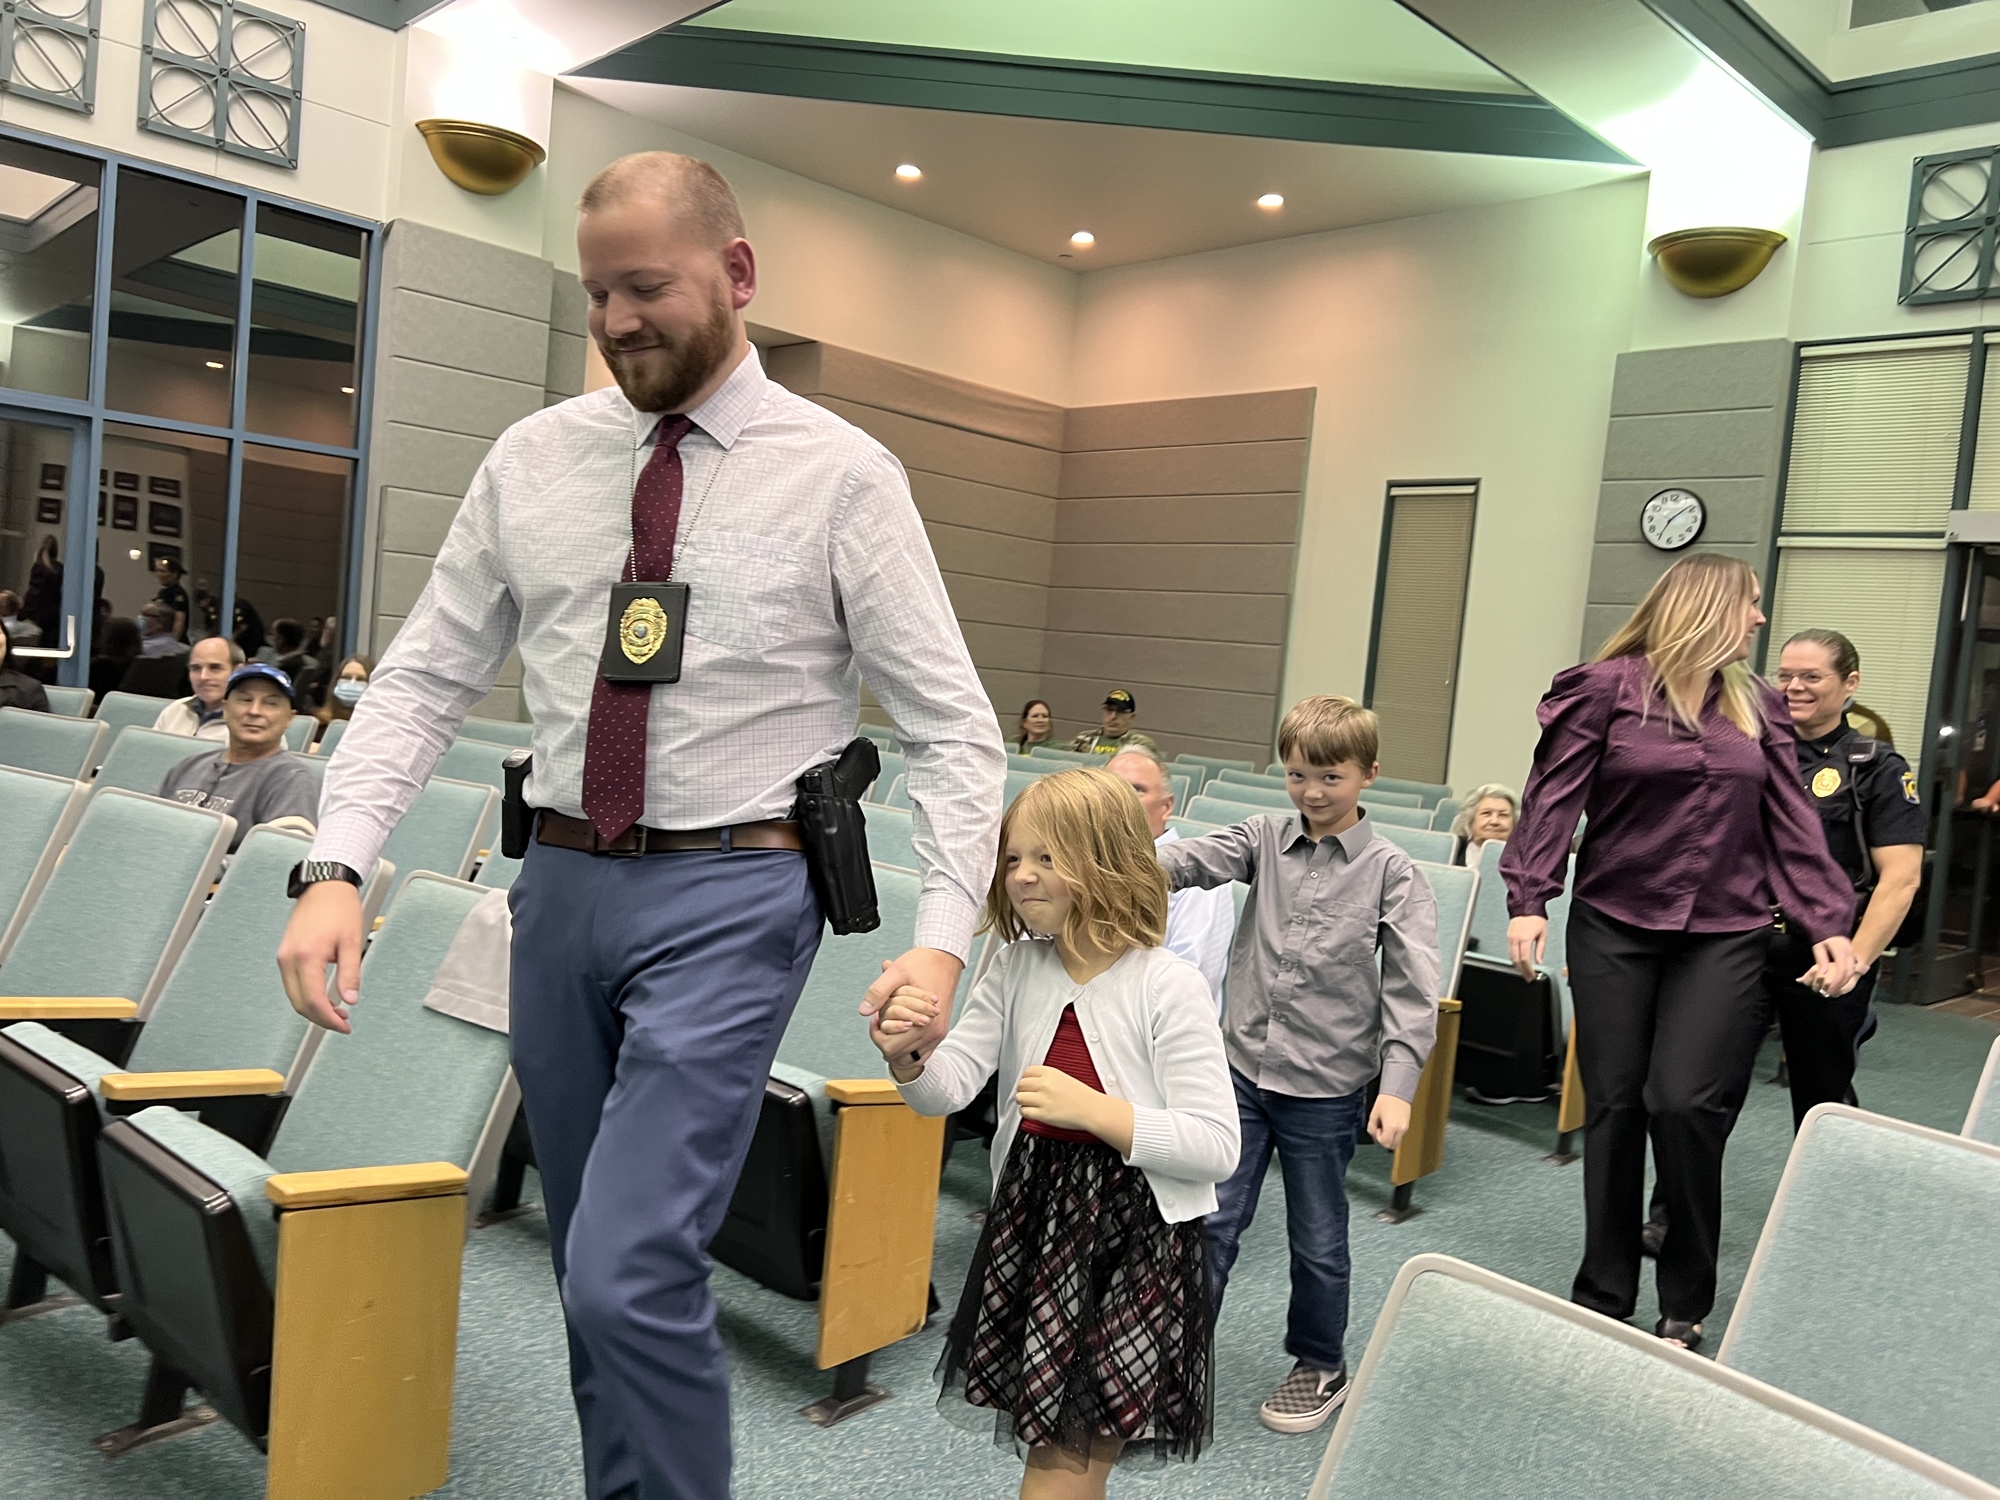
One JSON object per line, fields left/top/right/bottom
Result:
{"left": 860, "top": 946, "right": 963, "bottom": 1063}
{"left": 277, "top": 879, "right": 364, "bottom": 1033}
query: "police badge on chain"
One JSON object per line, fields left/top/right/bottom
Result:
{"left": 599, "top": 581, "right": 689, "bottom": 683}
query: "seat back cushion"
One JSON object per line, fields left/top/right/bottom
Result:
{"left": 124, "top": 1103, "right": 280, "bottom": 1288}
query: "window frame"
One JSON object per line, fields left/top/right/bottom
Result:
{"left": 1363, "top": 479, "right": 1480, "bottom": 784}
{"left": 0, "top": 117, "right": 379, "bottom": 686}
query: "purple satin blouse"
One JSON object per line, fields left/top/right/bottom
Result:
{"left": 1500, "top": 656, "right": 1854, "bottom": 941}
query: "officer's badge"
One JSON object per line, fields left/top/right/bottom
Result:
{"left": 620, "top": 594, "right": 669, "bottom": 665}
{"left": 1811, "top": 766, "right": 1841, "bottom": 798}
{"left": 1902, "top": 769, "right": 1920, "bottom": 805}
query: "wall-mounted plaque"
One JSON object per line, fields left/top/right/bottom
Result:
{"left": 111, "top": 494, "right": 138, "bottom": 530}
{"left": 148, "top": 501, "right": 183, "bottom": 538}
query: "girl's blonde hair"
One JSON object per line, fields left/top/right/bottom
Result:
{"left": 1595, "top": 553, "right": 1763, "bottom": 737}
{"left": 982, "top": 768, "right": 1168, "bottom": 952}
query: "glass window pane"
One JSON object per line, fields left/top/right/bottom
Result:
{"left": 0, "top": 419, "right": 78, "bottom": 667}
{"left": 235, "top": 444, "right": 351, "bottom": 703}
{"left": 106, "top": 171, "right": 242, "bottom": 428}
{"left": 102, "top": 422, "right": 228, "bottom": 658}
{"left": 247, "top": 205, "right": 363, "bottom": 444}
{"left": 0, "top": 137, "right": 100, "bottom": 401}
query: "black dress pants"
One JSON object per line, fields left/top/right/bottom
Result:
{"left": 1760, "top": 927, "right": 1878, "bottom": 1134}
{"left": 1566, "top": 900, "right": 1769, "bottom": 1324}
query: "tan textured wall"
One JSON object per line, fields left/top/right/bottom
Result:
{"left": 770, "top": 343, "right": 1308, "bottom": 763}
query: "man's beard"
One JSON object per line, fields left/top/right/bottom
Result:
{"left": 599, "top": 286, "right": 736, "bottom": 413}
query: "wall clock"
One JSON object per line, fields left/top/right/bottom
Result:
{"left": 1642, "top": 487, "right": 1705, "bottom": 551}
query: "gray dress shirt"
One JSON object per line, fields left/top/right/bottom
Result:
{"left": 310, "top": 346, "right": 1006, "bottom": 958}
{"left": 1158, "top": 811, "right": 1442, "bottom": 1102}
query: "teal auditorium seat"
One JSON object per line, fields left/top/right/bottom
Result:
{"left": 282, "top": 717, "right": 313, "bottom": 752}
{"left": 1174, "top": 753, "right": 1253, "bottom": 781}
{"left": 1311, "top": 1254, "right": 1985, "bottom": 1500}
{"left": 435, "top": 736, "right": 511, "bottom": 789}
{"left": 1717, "top": 1106, "right": 2000, "bottom": 1486}
{"left": 1203, "top": 780, "right": 1293, "bottom": 809}
{"left": 315, "top": 717, "right": 347, "bottom": 756}
{"left": 1430, "top": 797, "right": 1461, "bottom": 832}
{"left": 1030, "top": 745, "right": 1098, "bottom": 764}
{"left": 884, "top": 773, "right": 912, "bottom": 809}
{"left": 1373, "top": 775, "right": 1452, "bottom": 808}
{"left": 460, "top": 714, "right": 534, "bottom": 747}
{"left": 1360, "top": 802, "right": 1431, "bottom": 827}
{"left": 0, "top": 831, "right": 391, "bottom": 1323}
{"left": 92, "top": 725, "right": 215, "bottom": 797}
{"left": 1362, "top": 788, "right": 1424, "bottom": 809}
{"left": 1168, "top": 816, "right": 1219, "bottom": 840}
{"left": 0, "top": 705, "right": 106, "bottom": 779}
{"left": 0, "top": 764, "right": 86, "bottom": 964}
{"left": 1968, "top": 1037, "right": 2000, "bottom": 1146}
{"left": 1374, "top": 823, "right": 1454, "bottom": 867}
{"left": 474, "top": 849, "right": 522, "bottom": 890}
{"left": 1414, "top": 862, "right": 1477, "bottom": 996}
{"left": 858, "top": 722, "right": 896, "bottom": 748}
{"left": 91, "top": 873, "right": 513, "bottom": 1464}
{"left": 1184, "top": 794, "right": 1271, "bottom": 826}
{"left": 379, "top": 776, "right": 498, "bottom": 886}
{"left": 91, "top": 691, "right": 175, "bottom": 744}
{"left": 1215, "top": 769, "right": 1428, "bottom": 810}
{"left": 0, "top": 789, "right": 232, "bottom": 1039}
{"left": 865, "top": 803, "right": 916, "bottom": 871}
{"left": 1007, "top": 753, "right": 1049, "bottom": 773}
{"left": 43, "top": 685, "right": 93, "bottom": 716}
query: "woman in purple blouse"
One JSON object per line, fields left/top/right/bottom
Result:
{"left": 1500, "top": 554, "right": 1855, "bottom": 1351}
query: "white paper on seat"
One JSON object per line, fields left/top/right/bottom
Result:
{"left": 420, "top": 887, "right": 512, "bottom": 1033}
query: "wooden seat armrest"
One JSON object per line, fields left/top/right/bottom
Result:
{"left": 825, "top": 1078, "right": 905, "bottom": 1105}
{"left": 100, "top": 1068, "right": 286, "bottom": 1101}
{"left": 266, "top": 1162, "right": 468, "bottom": 1210}
{"left": 1439, "top": 997, "right": 1462, "bottom": 1012}
{"left": 0, "top": 997, "right": 137, "bottom": 1020}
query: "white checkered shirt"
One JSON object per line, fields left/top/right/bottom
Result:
{"left": 311, "top": 346, "right": 1006, "bottom": 958}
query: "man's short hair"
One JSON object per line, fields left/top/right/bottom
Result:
{"left": 578, "top": 152, "right": 746, "bottom": 250}
{"left": 191, "top": 635, "right": 243, "bottom": 665}
{"left": 1278, "top": 695, "right": 1379, "bottom": 769}
{"left": 140, "top": 601, "right": 173, "bottom": 627}
{"left": 1107, "top": 744, "right": 1166, "bottom": 777}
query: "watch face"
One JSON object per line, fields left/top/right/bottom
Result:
{"left": 1642, "top": 488, "right": 1705, "bottom": 551}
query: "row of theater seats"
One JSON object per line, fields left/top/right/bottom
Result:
{"left": 1316, "top": 1081, "right": 2000, "bottom": 1497}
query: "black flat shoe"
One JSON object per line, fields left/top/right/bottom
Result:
{"left": 1655, "top": 1317, "right": 1703, "bottom": 1352}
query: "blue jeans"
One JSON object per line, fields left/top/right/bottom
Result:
{"left": 1204, "top": 1069, "right": 1367, "bottom": 1373}
{"left": 509, "top": 841, "right": 823, "bottom": 1500}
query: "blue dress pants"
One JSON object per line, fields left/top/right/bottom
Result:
{"left": 508, "top": 840, "right": 823, "bottom": 1500}
{"left": 1203, "top": 1068, "right": 1367, "bottom": 1374}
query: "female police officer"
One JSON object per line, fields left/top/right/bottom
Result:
{"left": 1769, "top": 628, "right": 1925, "bottom": 1130}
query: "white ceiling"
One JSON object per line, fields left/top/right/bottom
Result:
{"left": 563, "top": 78, "right": 1638, "bottom": 271}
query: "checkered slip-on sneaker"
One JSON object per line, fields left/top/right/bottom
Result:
{"left": 1257, "top": 1361, "right": 1349, "bottom": 1433}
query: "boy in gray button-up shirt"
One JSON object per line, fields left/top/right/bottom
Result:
{"left": 1158, "top": 695, "right": 1440, "bottom": 1435}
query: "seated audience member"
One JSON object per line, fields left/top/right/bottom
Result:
{"left": 88, "top": 616, "right": 142, "bottom": 701}
{"left": 1109, "top": 747, "right": 1234, "bottom": 1009}
{"left": 317, "top": 653, "right": 373, "bottom": 725}
{"left": 120, "top": 603, "right": 198, "bottom": 697}
{"left": 271, "top": 616, "right": 313, "bottom": 682}
{"left": 1450, "top": 784, "right": 1519, "bottom": 865}
{"left": 0, "top": 620, "right": 50, "bottom": 712}
{"left": 137, "top": 600, "right": 187, "bottom": 658}
{"left": 1069, "top": 687, "right": 1158, "bottom": 756}
{"left": 1016, "top": 697, "right": 1053, "bottom": 753}
{"left": 0, "top": 589, "right": 42, "bottom": 646}
{"left": 156, "top": 663, "right": 318, "bottom": 851}
{"left": 151, "top": 554, "right": 191, "bottom": 642}
{"left": 152, "top": 635, "right": 244, "bottom": 740}
{"left": 232, "top": 596, "right": 266, "bottom": 659}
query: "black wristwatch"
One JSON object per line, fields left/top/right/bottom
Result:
{"left": 287, "top": 860, "right": 363, "bottom": 899}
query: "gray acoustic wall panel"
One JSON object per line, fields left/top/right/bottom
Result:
{"left": 1581, "top": 338, "right": 1791, "bottom": 659}
{"left": 364, "top": 220, "right": 553, "bottom": 721}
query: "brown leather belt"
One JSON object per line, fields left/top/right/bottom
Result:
{"left": 535, "top": 810, "right": 803, "bottom": 857}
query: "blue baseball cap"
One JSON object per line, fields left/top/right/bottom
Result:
{"left": 225, "top": 662, "right": 294, "bottom": 699}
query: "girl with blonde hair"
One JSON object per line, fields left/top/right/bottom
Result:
{"left": 871, "top": 768, "right": 1238, "bottom": 1498}
{"left": 1499, "top": 553, "right": 1855, "bottom": 1352}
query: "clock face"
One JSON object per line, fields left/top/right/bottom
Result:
{"left": 1642, "top": 488, "right": 1705, "bottom": 551}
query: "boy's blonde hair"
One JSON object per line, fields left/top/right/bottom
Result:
{"left": 983, "top": 768, "right": 1168, "bottom": 952}
{"left": 1595, "top": 553, "right": 1763, "bottom": 738}
{"left": 1277, "top": 695, "right": 1379, "bottom": 769}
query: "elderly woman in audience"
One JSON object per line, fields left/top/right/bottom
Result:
{"left": 1502, "top": 554, "right": 1854, "bottom": 1354}
{"left": 1016, "top": 697, "right": 1053, "bottom": 753}
{"left": 0, "top": 619, "right": 49, "bottom": 711}
{"left": 1449, "top": 784, "right": 1518, "bottom": 865}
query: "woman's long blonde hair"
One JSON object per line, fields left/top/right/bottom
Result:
{"left": 1595, "top": 553, "right": 1763, "bottom": 737}
{"left": 982, "top": 768, "right": 1168, "bottom": 953}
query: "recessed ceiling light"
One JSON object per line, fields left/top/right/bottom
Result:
{"left": 204, "top": 360, "right": 225, "bottom": 370}
{"left": 340, "top": 385, "right": 355, "bottom": 395}
{"left": 1257, "top": 193, "right": 1285, "bottom": 210}
{"left": 895, "top": 163, "right": 922, "bottom": 181}
{"left": 127, "top": 549, "right": 141, "bottom": 561}
{"left": 1070, "top": 230, "right": 1095, "bottom": 247}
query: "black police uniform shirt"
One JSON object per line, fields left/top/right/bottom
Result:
{"left": 1794, "top": 722, "right": 1925, "bottom": 888}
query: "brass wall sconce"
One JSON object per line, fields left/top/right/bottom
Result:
{"left": 415, "top": 119, "right": 546, "bottom": 196}
{"left": 1647, "top": 226, "right": 1789, "bottom": 298}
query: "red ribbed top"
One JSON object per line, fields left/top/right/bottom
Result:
{"left": 1021, "top": 1003, "right": 1106, "bottom": 1143}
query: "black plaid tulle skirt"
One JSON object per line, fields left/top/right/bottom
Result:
{"left": 936, "top": 1129, "right": 1212, "bottom": 1468}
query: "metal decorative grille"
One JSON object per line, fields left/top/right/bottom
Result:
{"left": 1902, "top": 145, "right": 2000, "bottom": 306}
{"left": 0, "top": 0, "right": 98, "bottom": 114}
{"left": 140, "top": 0, "right": 301, "bottom": 168}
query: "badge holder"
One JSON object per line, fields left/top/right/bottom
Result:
{"left": 600, "top": 581, "right": 689, "bottom": 683}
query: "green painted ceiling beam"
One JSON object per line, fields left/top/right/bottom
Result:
{"left": 574, "top": 28, "right": 1634, "bottom": 164}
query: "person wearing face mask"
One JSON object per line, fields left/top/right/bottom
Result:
{"left": 1448, "top": 784, "right": 1517, "bottom": 866}
{"left": 316, "top": 654, "right": 373, "bottom": 726}
{"left": 1501, "top": 555, "right": 1855, "bottom": 1353}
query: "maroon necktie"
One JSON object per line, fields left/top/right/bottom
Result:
{"left": 581, "top": 416, "right": 693, "bottom": 841}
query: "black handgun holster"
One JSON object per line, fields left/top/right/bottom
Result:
{"left": 500, "top": 748, "right": 535, "bottom": 859}
{"left": 794, "top": 738, "right": 881, "bottom": 935}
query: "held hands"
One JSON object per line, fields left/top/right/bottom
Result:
{"left": 276, "top": 880, "right": 364, "bottom": 1034}
{"left": 1796, "top": 934, "right": 1861, "bottom": 999}
{"left": 1368, "top": 1094, "right": 1411, "bottom": 1151}
{"left": 1507, "top": 915, "right": 1547, "bottom": 982}
{"left": 868, "top": 984, "right": 938, "bottom": 1079}
{"left": 859, "top": 946, "right": 962, "bottom": 1065}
